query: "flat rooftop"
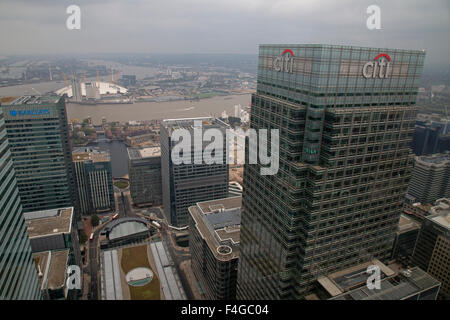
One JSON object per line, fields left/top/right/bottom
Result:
{"left": 318, "top": 259, "right": 396, "bottom": 297}
{"left": 127, "top": 146, "right": 161, "bottom": 160}
{"left": 189, "top": 196, "right": 241, "bottom": 261}
{"left": 416, "top": 153, "right": 450, "bottom": 166}
{"left": 330, "top": 267, "right": 440, "bottom": 300}
{"left": 33, "top": 249, "right": 69, "bottom": 291}
{"left": 25, "top": 207, "right": 73, "bottom": 238}
{"left": 72, "top": 151, "right": 110, "bottom": 162}
{"left": 0, "top": 95, "right": 61, "bottom": 105}
{"left": 428, "top": 198, "right": 450, "bottom": 230}
{"left": 397, "top": 214, "right": 421, "bottom": 234}
{"left": 162, "top": 117, "right": 229, "bottom": 134}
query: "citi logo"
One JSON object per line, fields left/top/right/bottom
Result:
{"left": 273, "top": 49, "right": 294, "bottom": 73}
{"left": 363, "top": 53, "right": 391, "bottom": 79}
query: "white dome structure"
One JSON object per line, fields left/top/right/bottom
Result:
{"left": 55, "top": 81, "right": 127, "bottom": 98}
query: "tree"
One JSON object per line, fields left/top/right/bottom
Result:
{"left": 79, "top": 232, "right": 88, "bottom": 244}
{"left": 91, "top": 214, "right": 99, "bottom": 227}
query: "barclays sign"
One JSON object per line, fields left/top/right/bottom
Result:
{"left": 9, "top": 108, "right": 50, "bottom": 117}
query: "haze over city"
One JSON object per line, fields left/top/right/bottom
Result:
{"left": 0, "top": 0, "right": 449, "bottom": 66}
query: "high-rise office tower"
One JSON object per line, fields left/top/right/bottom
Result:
{"left": 160, "top": 117, "right": 229, "bottom": 227}
{"left": 0, "top": 95, "right": 77, "bottom": 214}
{"left": 407, "top": 153, "right": 450, "bottom": 204}
{"left": 0, "top": 105, "right": 41, "bottom": 300}
{"left": 73, "top": 148, "right": 115, "bottom": 214}
{"left": 237, "top": 44, "right": 425, "bottom": 299}
{"left": 128, "top": 147, "right": 162, "bottom": 207}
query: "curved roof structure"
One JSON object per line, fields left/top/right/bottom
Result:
{"left": 54, "top": 81, "right": 127, "bottom": 97}
{"left": 104, "top": 217, "right": 149, "bottom": 240}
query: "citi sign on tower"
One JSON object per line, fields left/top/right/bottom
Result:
{"left": 273, "top": 49, "right": 392, "bottom": 79}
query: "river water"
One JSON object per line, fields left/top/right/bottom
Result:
{"left": 66, "top": 94, "right": 251, "bottom": 123}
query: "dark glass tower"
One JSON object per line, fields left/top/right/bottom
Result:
{"left": 1, "top": 95, "right": 77, "bottom": 214}
{"left": 0, "top": 105, "right": 41, "bottom": 300}
{"left": 237, "top": 44, "right": 426, "bottom": 299}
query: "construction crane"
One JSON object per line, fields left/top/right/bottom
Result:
{"left": 96, "top": 70, "right": 100, "bottom": 86}
{"left": 114, "top": 70, "right": 119, "bottom": 84}
{"left": 61, "top": 72, "right": 69, "bottom": 87}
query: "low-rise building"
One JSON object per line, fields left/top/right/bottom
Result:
{"left": 188, "top": 196, "right": 241, "bottom": 300}
{"left": 33, "top": 249, "right": 78, "bottom": 300}
{"left": 25, "top": 207, "right": 81, "bottom": 269}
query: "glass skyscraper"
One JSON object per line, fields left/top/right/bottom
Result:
{"left": 0, "top": 95, "right": 77, "bottom": 214}
{"left": 237, "top": 44, "right": 426, "bottom": 299}
{"left": 0, "top": 105, "right": 41, "bottom": 300}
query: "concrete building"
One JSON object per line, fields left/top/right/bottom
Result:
{"left": 0, "top": 95, "right": 77, "bottom": 214}
{"left": 127, "top": 147, "right": 162, "bottom": 206}
{"left": 0, "top": 104, "right": 41, "bottom": 300}
{"left": 24, "top": 207, "right": 81, "bottom": 270}
{"left": 73, "top": 149, "right": 115, "bottom": 214}
{"left": 160, "top": 117, "right": 229, "bottom": 227}
{"left": 188, "top": 196, "right": 241, "bottom": 300}
{"left": 33, "top": 249, "right": 77, "bottom": 300}
{"left": 327, "top": 266, "right": 440, "bottom": 300}
{"left": 412, "top": 198, "right": 450, "bottom": 299}
{"left": 407, "top": 153, "right": 450, "bottom": 204}
{"left": 237, "top": 44, "right": 426, "bottom": 299}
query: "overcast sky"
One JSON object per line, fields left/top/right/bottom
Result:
{"left": 0, "top": 0, "right": 449, "bottom": 66}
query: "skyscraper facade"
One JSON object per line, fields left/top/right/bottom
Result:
{"left": 1, "top": 95, "right": 77, "bottom": 214}
{"left": 160, "top": 117, "right": 229, "bottom": 227}
{"left": 0, "top": 105, "right": 41, "bottom": 300}
{"left": 73, "top": 149, "right": 115, "bottom": 214}
{"left": 237, "top": 44, "right": 426, "bottom": 299}
{"left": 407, "top": 153, "right": 450, "bottom": 204}
{"left": 127, "top": 147, "right": 162, "bottom": 207}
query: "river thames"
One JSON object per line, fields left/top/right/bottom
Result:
{"left": 66, "top": 94, "right": 251, "bottom": 124}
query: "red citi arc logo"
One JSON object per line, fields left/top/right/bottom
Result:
{"left": 273, "top": 49, "right": 295, "bottom": 73}
{"left": 363, "top": 53, "right": 391, "bottom": 79}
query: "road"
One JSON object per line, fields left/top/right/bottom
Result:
{"left": 87, "top": 191, "right": 130, "bottom": 300}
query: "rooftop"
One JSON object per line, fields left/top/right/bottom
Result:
{"left": 0, "top": 95, "right": 61, "bottom": 105}
{"left": 428, "top": 198, "right": 450, "bottom": 230}
{"left": 127, "top": 146, "right": 161, "bottom": 160}
{"left": 318, "top": 259, "right": 396, "bottom": 297}
{"left": 24, "top": 207, "right": 73, "bottom": 238}
{"left": 33, "top": 249, "right": 70, "bottom": 291}
{"left": 189, "top": 196, "right": 241, "bottom": 261}
{"left": 330, "top": 267, "right": 440, "bottom": 300}
{"left": 416, "top": 152, "right": 450, "bottom": 167}
{"left": 397, "top": 214, "right": 421, "bottom": 234}
{"left": 161, "top": 117, "right": 229, "bottom": 134}
{"left": 72, "top": 150, "right": 110, "bottom": 162}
